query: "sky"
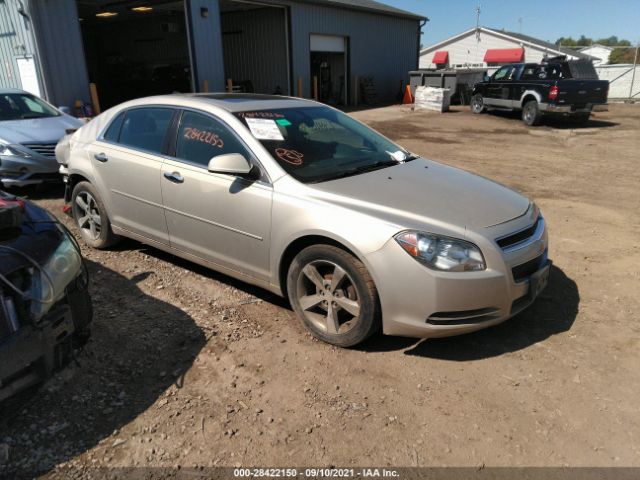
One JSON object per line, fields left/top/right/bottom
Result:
{"left": 385, "top": 0, "right": 640, "bottom": 47}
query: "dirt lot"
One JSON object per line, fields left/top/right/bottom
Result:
{"left": 1, "top": 104, "right": 639, "bottom": 477}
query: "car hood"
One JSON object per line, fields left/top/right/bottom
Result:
{"left": 0, "top": 115, "right": 83, "bottom": 145}
{"left": 309, "top": 158, "right": 530, "bottom": 230}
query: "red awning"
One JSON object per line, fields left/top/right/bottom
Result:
{"left": 484, "top": 48, "right": 524, "bottom": 63}
{"left": 432, "top": 51, "right": 449, "bottom": 64}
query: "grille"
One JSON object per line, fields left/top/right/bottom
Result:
{"left": 22, "top": 143, "right": 57, "bottom": 158}
{"left": 427, "top": 307, "right": 500, "bottom": 326}
{"left": 496, "top": 217, "right": 541, "bottom": 250}
{"left": 512, "top": 254, "right": 545, "bottom": 283}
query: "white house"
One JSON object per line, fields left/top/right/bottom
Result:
{"left": 578, "top": 44, "right": 613, "bottom": 65}
{"left": 420, "top": 27, "right": 595, "bottom": 70}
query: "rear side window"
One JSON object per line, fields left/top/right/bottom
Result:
{"left": 119, "top": 107, "right": 173, "bottom": 154}
{"left": 175, "top": 111, "right": 253, "bottom": 168}
{"left": 103, "top": 112, "right": 125, "bottom": 142}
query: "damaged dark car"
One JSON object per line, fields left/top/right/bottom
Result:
{"left": 0, "top": 190, "right": 92, "bottom": 402}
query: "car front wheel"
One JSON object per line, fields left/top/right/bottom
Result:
{"left": 71, "top": 181, "right": 119, "bottom": 249}
{"left": 471, "top": 94, "right": 485, "bottom": 114}
{"left": 287, "top": 245, "right": 381, "bottom": 347}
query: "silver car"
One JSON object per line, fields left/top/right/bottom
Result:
{"left": 0, "top": 88, "right": 84, "bottom": 187}
{"left": 57, "top": 94, "right": 550, "bottom": 347}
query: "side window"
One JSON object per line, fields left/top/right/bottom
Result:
{"left": 119, "top": 107, "right": 173, "bottom": 154}
{"left": 175, "top": 111, "right": 253, "bottom": 168}
{"left": 521, "top": 66, "right": 537, "bottom": 80}
{"left": 103, "top": 112, "right": 125, "bottom": 142}
{"left": 493, "top": 66, "right": 513, "bottom": 81}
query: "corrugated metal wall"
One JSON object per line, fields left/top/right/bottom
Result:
{"left": 186, "top": 0, "right": 225, "bottom": 92}
{"left": 6, "top": 0, "right": 419, "bottom": 108}
{"left": 286, "top": 1, "right": 420, "bottom": 102}
{"left": 28, "top": 0, "right": 90, "bottom": 108}
{"left": 0, "top": 0, "right": 40, "bottom": 91}
{"left": 221, "top": 6, "right": 289, "bottom": 95}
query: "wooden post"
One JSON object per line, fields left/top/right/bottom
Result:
{"left": 202, "top": 79, "right": 209, "bottom": 93}
{"left": 297, "top": 76, "right": 303, "bottom": 98}
{"left": 226, "top": 78, "right": 233, "bottom": 93}
{"left": 89, "top": 83, "right": 101, "bottom": 115}
{"left": 354, "top": 76, "right": 359, "bottom": 107}
{"left": 313, "top": 76, "right": 318, "bottom": 101}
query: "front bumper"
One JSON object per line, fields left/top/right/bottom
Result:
{"left": 366, "top": 215, "right": 549, "bottom": 338}
{"left": 1, "top": 154, "right": 61, "bottom": 187}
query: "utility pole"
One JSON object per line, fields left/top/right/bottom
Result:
{"left": 476, "top": 3, "right": 481, "bottom": 42}
{"left": 630, "top": 43, "right": 639, "bottom": 100}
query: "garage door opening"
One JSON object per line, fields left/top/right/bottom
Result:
{"left": 219, "top": 0, "right": 290, "bottom": 95}
{"left": 77, "top": 1, "right": 192, "bottom": 109}
{"left": 310, "top": 34, "right": 348, "bottom": 105}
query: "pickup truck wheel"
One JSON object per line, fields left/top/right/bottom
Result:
{"left": 287, "top": 245, "right": 381, "bottom": 348}
{"left": 522, "top": 100, "right": 542, "bottom": 126}
{"left": 71, "top": 181, "right": 119, "bottom": 249}
{"left": 471, "top": 94, "right": 485, "bottom": 114}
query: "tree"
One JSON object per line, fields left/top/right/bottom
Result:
{"left": 609, "top": 46, "right": 638, "bottom": 64}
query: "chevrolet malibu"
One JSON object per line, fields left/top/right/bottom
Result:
{"left": 56, "top": 94, "right": 550, "bottom": 347}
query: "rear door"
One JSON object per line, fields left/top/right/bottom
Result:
{"left": 88, "top": 106, "right": 174, "bottom": 245}
{"left": 160, "top": 109, "right": 273, "bottom": 281}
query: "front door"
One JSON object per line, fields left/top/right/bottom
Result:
{"left": 89, "top": 107, "right": 174, "bottom": 245}
{"left": 485, "top": 65, "right": 514, "bottom": 108}
{"left": 160, "top": 110, "right": 272, "bottom": 281}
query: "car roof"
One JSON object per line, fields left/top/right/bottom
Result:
{"left": 0, "top": 88, "right": 29, "bottom": 95}
{"left": 184, "top": 93, "right": 320, "bottom": 112}
{"left": 118, "top": 93, "right": 320, "bottom": 113}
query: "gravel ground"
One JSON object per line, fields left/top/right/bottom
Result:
{"left": 1, "top": 103, "right": 639, "bottom": 478}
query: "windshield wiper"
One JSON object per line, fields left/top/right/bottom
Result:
{"left": 312, "top": 160, "right": 399, "bottom": 183}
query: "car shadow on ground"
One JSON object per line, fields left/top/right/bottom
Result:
{"left": 487, "top": 110, "right": 619, "bottom": 129}
{"left": 360, "top": 265, "right": 579, "bottom": 360}
{"left": 0, "top": 260, "right": 206, "bottom": 477}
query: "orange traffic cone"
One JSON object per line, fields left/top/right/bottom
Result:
{"left": 402, "top": 85, "right": 413, "bottom": 104}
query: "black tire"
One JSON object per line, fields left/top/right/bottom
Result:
{"left": 287, "top": 245, "right": 381, "bottom": 347}
{"left": 71, "top": 181, "right": 119, "bottom": 249}
{"left": 470, "top": 94, "right": 485, "bottom": 114}
{"left": 522, "top": 100, "right": 543, "bottom": 126}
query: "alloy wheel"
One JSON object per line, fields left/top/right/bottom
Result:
{"left": 75, "top": 191, "right": 102, "bottom": 240}
{"left": 296, "top": 260, "right": 361, "bottom": 335}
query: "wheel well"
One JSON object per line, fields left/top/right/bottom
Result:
{"left": 278, "top": 235, "right": 359, "bottom": 298}
{"left": 521, "top": 94, "right": 538, "bottom": 107}
{"left": 68, "top": 174, "right": 91, "bottom": 191}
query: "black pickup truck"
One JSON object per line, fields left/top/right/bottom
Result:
{"left": 471, "top": 59, "right": 609, "bottom": 126}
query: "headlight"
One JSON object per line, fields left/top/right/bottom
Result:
{"left": 0, "top": 144, "right": 31, "bottom": 158}
{"left": 394, "top": 231, "right": 486, "bottom": 272}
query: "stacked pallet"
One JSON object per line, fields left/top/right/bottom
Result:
{"left": 359, "top": 77, "right": 378, "bottom": 105}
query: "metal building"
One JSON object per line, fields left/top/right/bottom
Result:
{"left": 0, "top": 0, "right": 425, "bottom": 110}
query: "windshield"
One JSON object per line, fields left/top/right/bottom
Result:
{"left": 0, "top": 93, "right": 60, "bottom": 121}
{"left": 234, "top": 106, "right": 416, "bottom": 183}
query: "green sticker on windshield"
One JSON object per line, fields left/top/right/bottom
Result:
{"left": 276, "top": 118, "right": 292, "bottom": 126}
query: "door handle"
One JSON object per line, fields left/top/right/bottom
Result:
{"left": 163, "top": 171, "right": 184, "bottom": 184}
{"left": 94, "top": 152, "right": 108, "bottom": 162}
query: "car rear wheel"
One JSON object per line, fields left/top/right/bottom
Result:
{"left": 71, "top": 181, "right": 119, "bottom": 249}
{"left": 471, "top": 94, "right": 485, "bottom": 114}
{"left": 287, "top": 245, "right": 381, "bottom": 347}
{"left": 522, "top": 100, "right": 542, "bottom": 126}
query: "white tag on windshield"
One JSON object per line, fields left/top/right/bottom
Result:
{"left": 245, "top": 118, "right": 284, "bottom": 141}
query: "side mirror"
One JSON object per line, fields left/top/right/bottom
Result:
{"left": 58, "top": 106, "right": 71, "bottom": 114}
{"left": 483, "top": 75, "right": 491, "bottom": 82}
{"left": 208, "top": 153, "right": 257, "bottom": 179}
